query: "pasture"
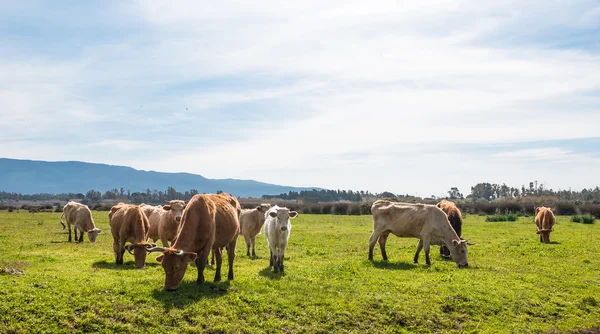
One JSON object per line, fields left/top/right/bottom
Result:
{"left": 1, "top": 211, "right": 599, "bottom": 333}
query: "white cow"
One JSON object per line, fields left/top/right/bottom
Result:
{"left": 264, "top": 205, "right": 298, "bottom": 273}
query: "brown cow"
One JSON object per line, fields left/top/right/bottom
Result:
{"left": 535, "top": 206, "right": 556, "bottom": 243}
{"left": 60, "top": 201, "right": 101, "bottom": 243}
{"left": 147, "top": 193, "right": 240, "bottom": 291}
{"left": 368, "top": 200, "right": 471, "bottom": 268}
{"left": 436, "top": 200, "right": 463, "bottom": 258}
{"left": 143, "top": 200, "right": 186, "bottom": 247}
{"left": 239, "top": 203, "right": 271, "bottom": 257}
{"left": 109, "top": 203, "right": 153, "bottom": 268}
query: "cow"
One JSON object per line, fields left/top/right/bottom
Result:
{"left": 436, "top": 200, "right": 463, "bottom": 259}
{"left": 368, "top": 200, "right": 470, "bottom": 268}
{"left": 109, "top": 203, "right": 153, "bottom": 268}
{"left": 535, "top": 206, "right": 556, "bottom": 243}
{"left": 59, "top": 201, "right": 101, "bottom": 243}
{"left": 146, "top": 193, "right": 240, "bottom": 291}
{"left": 239, "top": 203, "right": 272, "bottom": 257}
{"left": 264, "top": 205, "right": 298, "bottom": 273}
{"left": 143, "top": 200, "right": 186, "bottom": 247}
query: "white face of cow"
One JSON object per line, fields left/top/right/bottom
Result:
{"left": 449, "top": 239, "right": 469, "bottom": 268}
{"left": 163, "top": 200, "right": 186, "bottom": 223}
{"left": 87, "top": 228, "right": 101, "bottom": 243}
{"left": 268, "top": 208, "right": 298, "bottom": 231}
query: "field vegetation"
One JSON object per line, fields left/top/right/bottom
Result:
{"left": 1, "top": 211, "right": 599, "bottom": 333}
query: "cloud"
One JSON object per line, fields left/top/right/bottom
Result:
{"left": 1, "top": 1, "right": 599, "bottom": 195}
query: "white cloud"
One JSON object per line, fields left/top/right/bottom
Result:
{"left": 1, "top": 0, "right": 600, "bottom": 195}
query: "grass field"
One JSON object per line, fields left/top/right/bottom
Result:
{"left": 1, "top": 211, "right": 599, "bottom": 333}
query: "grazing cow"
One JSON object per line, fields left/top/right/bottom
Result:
{"left": 368, "top": 200, "right": 470, "bottom": 268}
{"left": 239, "top": 203, "right": 272, "bottom": 257}
{"left": 147, "top": 193, "right": 240, "bottom": 291}
{"left": 143, "top": 200, "right": 186, "bottom": 247}
{"left": 109, "top": 203, "right": 153, "bottom": 268}
{"left": 436, "top": 200, "right": 463, "bottom": 258}
{"left": 60, "top": 201, "right": 101, "bottom": 243}
{"left": 535, "top": 206, "right": 556, "bottom": 243}
{"left": 264, "top": 205, "right": 298, "bottom": 273}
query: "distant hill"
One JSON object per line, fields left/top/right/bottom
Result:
{"left": 0, "top": 158, "right": 322, "bottom": 198}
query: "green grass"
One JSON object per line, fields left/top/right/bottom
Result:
{"left": 1, "top": 211, "right": 599, "bottom": 333}
{"left": 485, "top": 213, "right": 518, "bottom": 222}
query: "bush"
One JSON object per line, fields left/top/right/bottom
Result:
{"left": 486, "top": 214, "right": 518, "bottom": 222}
{"left": 579, "top": 204, "right": 600, "bottom": 218}
{"left": 360, "top": 202, "right": 372, "bottom": 215}
{"left": 54, "top": 206, "right": 63, "bottom": 213}
{"left": 572, "top": 215, "right": 595, "bottom": 224}
{"left": 333, "top": 203, "right": 349, "bottom": 215}
{"left": 7, "top": 206, "right": 14, "bottom": 213}
{"left": 554, "top": 202, "right": 577, "bottom": 216}
{"left": 348, "top": 204, "right": 361, "bottom": 215}
{"left": 321, "top": 204, "right": 333, "bottom": 215}
{"left": 310, "top": 205, "right": 322, "bottom": 214}
{"left": 301, "top": 206, "right": 311, "bottom": 214}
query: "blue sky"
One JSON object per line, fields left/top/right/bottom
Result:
{"left": 1, "top": 0, "right": 599, "bottom": 196}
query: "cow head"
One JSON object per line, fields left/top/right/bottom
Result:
{"left": 256, "top": 203, "right": 272, "bottom": 213}
{"left": 448, "top": 239, "right": 471, "bottom": 268}
{"left": 147, "top": 246, "right": 197, "bottom": 291}
{"left": 163, "top": 200, "right": 186, "bottom": 223}
{"left": 268, "top": 207, "right": 298, "bottom": 232}
{"left": 87, "top": 228, "right": 102, "bottom": 242}
{"left": 124, "top": 243, "right": 154, "bottom": 268}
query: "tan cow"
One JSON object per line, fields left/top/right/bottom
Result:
{"left": 239, "top": 203, "right": 271, "bottom": 257}
{"left": 143, "top": 200, "right": 186, "bottom": 247}
{"left": 368, "top": 200, "right": 470, "bottom": 268}
{"left": 60, "top": 201, "right": 101, "bottom": 243}
{"left": 535, "top": 206, "right": 556, "bottom": 243}
{"left": 109, "top": 203, "right": 153, "bottom": 268}
{"left": 147, "top": 193, "right": 240, "bottom": 291}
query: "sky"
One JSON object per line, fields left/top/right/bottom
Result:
{"left": 1, "top": 1, "right": 599, "bottom": 197}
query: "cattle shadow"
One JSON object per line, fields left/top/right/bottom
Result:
{"left": 92, "top": 260, "right": 160, "bottom": 270}
{"left": 548, "top": 241, "right": 561, "bottom": 245}
{"left": 151, "top": 280, "right": 230, "bottom": 310}
{"left": 371, "top": 260, "right": 419, "bottom": 270}
{"left": 258, "top": 267, "right": 285, "bottom": 279}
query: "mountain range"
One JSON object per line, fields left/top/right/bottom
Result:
{"left": 0, "top": 158, "right": 321, "bottom": 198}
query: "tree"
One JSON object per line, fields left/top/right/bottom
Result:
{"left": 447, "top": 187, "right": 463, "bottom": 200}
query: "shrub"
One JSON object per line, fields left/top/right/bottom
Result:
{"left": 333, "top": 203, "right": 349, "bottom": 215}
{"left": 321, "top": 204, "right": 332, "bottom": 215}
{"left": 579, "top": 204, "right": 600, "bottom": 218}
{"left": 571, "top": 215, "right": 595, "bottom": 224}
{"left": 571, "top": 216, "right": 582, "bottom": 223}
{"left": 554, "top": 202, "right": 577, "bottom": 216}
{"left": 54, "top": 206, "right": 63, "bottom": 213}
{"left": 310, "top": 205, "right": 322, "bottom": 214}
{"left": 360, "top": 202, "right": 372, "bottom": 215}
{"left": 485, "top": 214, "right": 518, "bottom": 222}
{"left": 348, "top": 204, "right": 361, "bottom": 215}
{"left": 7, "top": 206, "right": 14, "bottom": 213}
{"left": 301, "top": 206, "right": 311, "bottom": 214}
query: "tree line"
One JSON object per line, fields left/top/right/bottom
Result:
{"left": 1, "top": 180, "right": 600, "bottom": 204}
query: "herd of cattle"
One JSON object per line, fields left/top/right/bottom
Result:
{"left": 58, "top": 194, "right": 557, "bottom": 291}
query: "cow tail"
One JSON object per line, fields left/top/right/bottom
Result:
{"left": 59, "top": 212, "right": 66, "bottom": 229}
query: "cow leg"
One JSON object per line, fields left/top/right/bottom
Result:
{"left": 273, "top": 248, "right": 279, "bottom": 273}
{"left": 413, "top": 239, "right": 423, "bottom": 264}
{"left": 440, "top": 245, "right": 450, "bottom": 258}
{"left": 539, "top": 234, "right": 543, "bottom": 243}
{"left": 78, "top": 228, "right": 84, "bottom": 243}
{"left": 113, "top": 239, "right": 121, "bottom": 264}
{"left": 422, "top": 237, "right": 432, "bottom": 265}
{"left": 68, "top": 224, "right": 72, "bottom": 242}
{"left": 279, "top": 249, "right": 285, "bottom": 273}
{"left": 251, "top": 236, "right": 257, "bottom": 258}
{"left": 368, "top": 226, "right": 385, "bottom": 261}
{"left": 117, "top": 240, "right": 126, "bottom": 265}
{"left": 244, "top": 235, "right": 251, "bottom": 257}
{"left": 195, "top": 244, "right": 211, "bottom": 285}
{"left": 227, "top": 238, "right": 236, "bottom": 280}
{"left": 160, "top": 236, "right": 170, "bottom": 247}
{"left": 213, "top": 248, "right": 223, "bottom": 282}
{"left": 73, "top": 226, "right": 78, "bottom": 243}
{"left": 210, "top": 250, "right": 215, "bottom": 266}
{"left": 269, "top": 248, "right": 274, "bottom": 267}
{"left": 542, "top": 232, "right": 550, "bottom": 244}
{"left": 378, "top": 232, "right": 390, "bottom": 261}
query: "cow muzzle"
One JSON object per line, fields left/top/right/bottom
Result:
{"left": 280, "top": 226, "right": 288, "bottom": 232}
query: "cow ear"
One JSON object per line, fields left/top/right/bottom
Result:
{"left": 256, "top": 206, "right": 263, "bottom": 212}
{"left": 269, "top": 211, "right": 277, "bottom": 218}
{"left": 156, "top": 254, "right": 164, "bottom": 263}
{"left": 452, "top": 239, "right": 460, "bottom": 246}
{"left": 183, "top": 252, "right": 197, "bottom": 263}
{"left": 163, "top": 205, "right": 172, "bottom": 211}
{"left": 289, "top": 211, "right": 298, "bottom": 218}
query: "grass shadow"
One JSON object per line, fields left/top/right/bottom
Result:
{"left": 151, "top": 280, "right": 230, "bottom": 310}
{"left": 548, "top": 241, "right": 561, "bottom": 245}
{"left": 92, "top": 260, "right": 160, "bottom": 270}
{"left": 258, "top": 267, "right": 285, "bottom": 279}
{"left": 371, "top": 260, "right": 419, "bottom": 270}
